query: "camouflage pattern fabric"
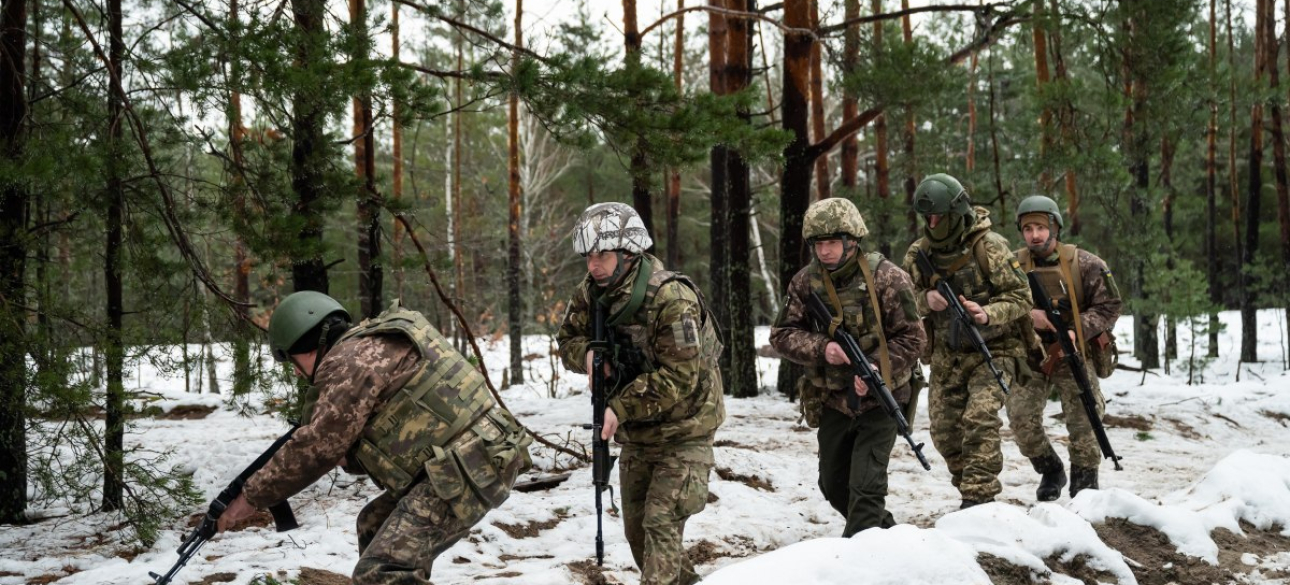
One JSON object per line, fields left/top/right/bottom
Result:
{"left": 619, "top": 441, "right": 713, "bottom": 585}
{"left": 556, "top": 254, "right": 725, "bottom": 445}
{"left": 902, "top": 208, "right": 1030, "bottom": 503}
{"left": 556, "top": 254, "right": 722, "bottom": 583}
{"left": 802, "top": 197, "right": 869, "bottom": 239}
{"left": 1007, "top": 367, "right": 1106, "bottom": 468}
{"left": 770, "top": 253, "right": 925, "bottom": 419}
{"left": 816, "top": 407, "right": 898, "bottom": 535}
{"left": 1008, "top": 245, "right": 1120, "bottom": 470}
{"left": 351, "top": 479, "right": 486, "bottom": 585}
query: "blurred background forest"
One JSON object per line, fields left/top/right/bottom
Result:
{"left": 0, "top": 0, "right": 1285, "bottom": 540}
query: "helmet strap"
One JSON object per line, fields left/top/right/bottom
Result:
{"left": 606, "top": 251, "right": 635, "bottom": 287}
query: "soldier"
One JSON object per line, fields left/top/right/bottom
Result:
{"left": 1007, "top": 195, "right": 1122, "bottom": 499}
{"left": 556, "top": 202, "right": 724, "bottom": 585}
{"left": 901, "top": 173, "right": 1033, "bottom": 509}
{"left": 770, "top": 198, "right": 926, "bottom": 535}
{"left": 216, "top": 292, "right": 534, "bottom": 584}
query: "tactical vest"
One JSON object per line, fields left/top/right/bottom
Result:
{"left": 603, "top": 259, "right": 724, "bottom": 378}
{"left": 803, "top": 253, "right": 910, "bottom": 394}
{"left": 917, "top": 231, "right": 1011, "bottom": 352}
{"left": 1017, "top": 243, "right": 1089, "bottom": 355}
{"left": 325, "top": 304, "right": 530, "bottom": 501}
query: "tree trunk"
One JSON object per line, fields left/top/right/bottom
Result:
{"left": 0, "top": 0, "right": 29, "bottom": 524}
{"left": 666, "top": 0, "right": 684, "bottom": 269}
{"left": 1124, "top": 1, "right": 1159, "bottom": 370}
{"left": 507, "top": 0, "right": 525, "bottom": 386}
{"left": 1207, "top": 0, "right": 1220, "bottom": 357}
{"left": 103, "top": 0, "right": 126, "bottom": 511}
{"left": 778, "top": 0, "right": 812, "bottom": 396}
{"left": 901, "top": 2, "right": 917, "bottom": 237}
{"left": 1279, "top": 0, "right": 1290, "bottom": 360}
{"left": 871, "top": 0, "right": 889, "bottom": 204}
{"left": 726, "top": 0, "right": 756, "bottom": 397}
{"left": 1241, "top": 0, "right": 1267, "bottom": 364}
{"left": 392, "top": 2, "right": 405, "bottom": 300}
{"left": 1047, "top": 0, "right": 1081, "bottom": 236}
{"left": 1032, "top": 0, "right": 1054, "bottom": 189}
{"left": 452, "top": 4, "right": 466, "bottom": 348}
{"left": 708, "top": 0, "right": 731, "bottom": 390}
{"left": 1227, "top": 0, "right": 1244, "bottom": 362}
{"left": 809, "top": 0, "right": 830, "bottom": 200}
{"left": 230, "top": 0, "right": 253, "bottom": 396}
{"left": 624, "top": 0, "right": 655, "bottom": 245}
{"left": 1161, "top": 136, "right": 1178, "bottom": 362}
{"left": 291, "top": 0, "right": 329, "bottom": 293}
{"left": 352, "top": 0, "right": 381, "bottom": 318}
{"left": 840, "top": 0, "right": 859, "bottom": 188}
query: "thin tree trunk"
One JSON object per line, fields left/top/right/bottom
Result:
{"left": 871, "top": 0, "right": 889, "bottom": 204}
{"left": 229, "top": 0, "right": 252, "bottom": 395}
{"left": 352, "top": 0, "right": 381, "bottom": 318}
{"left": 452, "top": 2, "right": 466, "bottom": 348}
{"left": 809, "top": 0, "right": 830, "bottom": 199}
{"left": 1124, "top": 1, "right": 1159, "bottom": 370}
{"left": 1047, "top": 0, "right": 1080, "bottom": 236}
{"left": 967, "top": 43, "right": 978, "bottom": 173}
{"left": 507, "top": 0, "right": 525, "bottom": 386}
{"left": 103, "top": 0, "right": 125, "bottom": 511}
{"left": 778, "top": 0, "right": 812, "bottom": 396}
{"left": 0, "top": 0, "right": 30, "bottom": 524}
{"left": 1228, "top": 0, "right": 1243, "bottom": 363}
{"left": 840, "top": 0, "right": 859, "bottom": 188}
{"left": 1032, "top": 0, "right": 1054, "bottom": 189}
{"left": 1204, "top": 0, "right": 1219, "bottom": 356}
{"left": 727, "top": 0, "right": 756, "bottom": 397}
{"left": 708, "top": 0, "right": 731, "bottom": 390}
{"left": 1161, "top": 136, "right": 1178, "bottom": 362}
{"left": 1279, "top": 0, "right": 1290, "bottom": 359}
{"left": 901, "top": 1, "right": 917, "bottom": 237}
{"left": 666, "top": 0, "right": 684, "bottom": 269}
{"left": 1241, "top": 0, "right": 1266, "bottom": 364}
{"left": 291, "top": 0, "right": 329, "bottom": 293}
{"left": 625, "top": 0, "right": 656, "bottom": 244}
{"left": 393, "top": 2, "right": 404, "bottom": 300}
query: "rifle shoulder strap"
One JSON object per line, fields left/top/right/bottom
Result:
{"left": 1057, "top": 243, "right": 1088, "bottom": 355}
{"left": 858, "top": 252, "right": 895, "bottom": 387}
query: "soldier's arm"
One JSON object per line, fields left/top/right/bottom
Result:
{"left": 243, "top": 338, "right": 411, "bottom": 509}
{"left": 980, "top": 235, "right": 1032, "bottom": 326}
{"left": 769, "top": 271, "right": 829, "bottom": 366}
{"left": 607, "top": 283, "right": 706, "bottom": 424}
{"left": 1078, "top": 251, "right": 1123, "bottom": 336}
{"left": 876, "top": 261, "right": 927, "bottom": 376}
{"left": 901, "top": 245, "right": 933, "bottom": 316}
{"left": 555, "top": 286, "right": 593, "bottom": 374}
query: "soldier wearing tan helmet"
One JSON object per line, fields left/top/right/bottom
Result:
{"left": 218, "top": 291, "right": 533, "bottom": 583}
{"left": 1008, "top": 195, "right": 1123, "bottom": 500}
{"left": 901, "top": 174, "right": 1034, "bottom": 509}
{"left": 771, "top": 197, "right": 926, "bottom": 534}
{"left": 556, "top": 202, "right": 724, "bottom": 585}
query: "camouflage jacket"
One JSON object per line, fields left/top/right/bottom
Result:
{"left": 902, "top": 207, "right": 1032, "bottom": 360}
{"left": 556, "top": 254, "right": 725, "bottom": 445}
{"left": 770, "top": 253, "right": 926, "bottom": 415}
{"left": 1016, "top": 244, "right": 1123, "bottom": 346}
{"left": 243, "top": 335, "right": 420, "bottom": 509}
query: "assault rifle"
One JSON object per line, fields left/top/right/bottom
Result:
{"left": 804, "top": 291, "right": 932, "bottom": 471}
{"left": 581, "top": 297, "right": 617, "bottom": 566}
{"left": 1027, "top": 272, "right": 1124, "bottom": 471}
{"left": 150, "top": 426, "right": 300, "bottom": 585}
{"left": 914, "top": 249, "right": 1011, "bottom": 396}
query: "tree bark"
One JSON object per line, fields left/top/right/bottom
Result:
{"left": 229, "top": 0, "right": 252, "bottom": 396}
{"left": 1161, "top": 136, "right": 1178, "bottom": 362}
{"left": 871, "top": 0, "right": 889, "bottom": 204}
{"left": 1123, "top": 0, "right": 1159, "bottom": 370}
{"left": 809, "top": 0, "right": 830, "bottom": 200}
{"left": 291, "top": 0, "right": 329, "bottom": 293}
{"left": 708, "top": 0, "right": 731, "bottom": 390}
{"left": 103, "top": 0, "right": 125, "bottom": 511}
{"left": 777, "top": 0, "right": 812, "bottom": 396}
{"left": 624, "top": 0, "right": 656, "bottom": 245}
{"left": 508, "top": 0, "right": 525, "bottom": 385}
{"left": 726, "top": 0, "right": 756, "bottom": 398}
{"left": 1207, "top": 0, "right": 1220, "bottom": 357}
{"left": 452, "top": 1, "right": 466, "bottom": 348}
{"left": 840, "top": 0, "right": 859, "bottom": 188}
{"left": 1032, "top": 0, "right": 1054, "bottom": 189}
{"left": 393, "top": 2, "right": 405, "bottom": 300}
{"left": 0, "top": 0, "right": 29, "bottom": 524}
{"left": 1240, "top": 0, "right": 1267, "bottom": 364}
{"left": 666, "top": 0, "right": 685, "bottom": 269}
{"left": 352, "top": 0, "right": 382, "bottom": 318}
{"left": 900, "top": 1, "right": 917, "bottom": 237}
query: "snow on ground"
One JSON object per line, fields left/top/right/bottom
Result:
{"left": 1, "top": 310, "right": 1289, "bottom": 584}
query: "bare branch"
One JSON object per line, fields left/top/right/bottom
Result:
{"left": 641, "top": 5, "right": 815, "bottom": 39}
{"left": 392, "top": 0, "right": 549, "bottom": 63}
{"left": 818, "top": 3, "right": 1008, "bottom": 36}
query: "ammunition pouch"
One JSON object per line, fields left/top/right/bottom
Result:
{"left": 1088, "top": 331, "right": 1118, "bottom": 379}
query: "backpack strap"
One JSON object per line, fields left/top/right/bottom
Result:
{"left": 1057, "top": 244, "right": 1088, "bottom": 356}
{"left": 858, "top": 252, "right": 894, "bottom": 387}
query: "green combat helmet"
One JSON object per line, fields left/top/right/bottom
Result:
{"left": 1015, "top": 195, "right": 1064, "bottom": 232}
{"left": 913, "top": 173, "right": 975, "bottom": 248}
{"left": 803, "top": 197, "right": 868, "bottom": 241}
{"left": 268, "top": 291, "right": 350, "bottom": 362}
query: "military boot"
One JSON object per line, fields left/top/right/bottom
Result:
{"left": 959, "top": 498, "right": 991, "bottom": 510}
{"left": 1070, "top": 466, "right": 1099, "bottom": 498}
{"left": 1030, "top": 452, "right": 1067, "bottom": 502}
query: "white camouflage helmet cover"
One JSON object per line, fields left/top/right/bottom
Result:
{"left": 572, "top": 202, "right": 653, "bottom": 255}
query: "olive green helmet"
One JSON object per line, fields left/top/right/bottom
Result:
{"left": 913, "top": 173, "right": 975, "bottom": 247}
{"left": 268, "top": 291, "right": 350, "bottom": 362}
{"left": 1016, "top": 195, "right": 1064, "bottom": 230}
{"left": 803, "top": 197, "right": 868, "bottom": 240}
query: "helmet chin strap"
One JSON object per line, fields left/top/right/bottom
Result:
{"left": 600, "top": 251, "right": 636, "bottom": 287}
{"left": 813, "top": 235, "right": 858, "bottom": 270}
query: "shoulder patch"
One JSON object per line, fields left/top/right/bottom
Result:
{"left": 672, "top": 314, "right": 700, "bottom": 348}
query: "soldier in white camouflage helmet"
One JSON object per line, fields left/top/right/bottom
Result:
{"left": 558, "top": 202, "right": 724, "bottom": 585}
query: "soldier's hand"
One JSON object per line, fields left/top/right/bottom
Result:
{"left": 926, "top": 290, "right": 949, "bottom": 311}
{"left": 961, "top": 296, "right": 989, "bottom": 325}
{"left": 585, "top": 351, "right": 612, "bottom": 388}
{"left": 1030, "top": 309, "right": 1055, "bottom": 331}
{"left": 601, "top": 407, "right": 619, "bottom": 440}
{"left": 854, "top": 376, "right": 869, "bottom": 397}
{"left": 216, "top": 494, "right": 256, "bottom": 533}
{"left": 824, "top": 342, "right": 851, "bottom": 366}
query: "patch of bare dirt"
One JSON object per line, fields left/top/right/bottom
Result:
{"left": 1162, "top": 417, "right": 1205, "bottom": 440}
{"left": 715, "top": 467, "right": 774, "bottom": 491}
{"left": 567, "top": 559, "right": 612, "bottom": 584}
{"left": 706, "top": 492, "right": 720, "bottom": 504}
{"left": 1213, "top": 521, "right": 1290, "bottom": 578}
{"left": 686, "top": 540, "right": 729, "bottom": 565}
{"left": 978, "top": 552, "right": 1044, "bottom": 585}
{"left": 495, "top": 516, "right": 563, "bottom": 539}
{"left": 498, "top": 553, "right": 554, "bottom": 562}
{"left": 475, "top": 571, "right": 524, "bottom": 579}
{"left": 713, "top": 439, "right": 753, "bottom": 449}
{"left": 28, "top": 566, "right": 80, "bottom": 585}
{"left": 160, "top": 404, "right": 217, "bottom": 420}
{"left": 1102, "top": 414, "right": 1152, "bottom": 431}
{"left": 296, "top": 567, "right": 351, "bottom": 585}
{"left": 1043, "top": 553, "right": 1118, "bottom": 585}
{"left": 1094, "top": 518, "right": 1232, "bottom": 585}
{"left": 1259, "top": 409, "right": 1290, "bottom": 427}
{"left": 452, "top": 556, "right": 470, "bottom": 564}
{"left": 196, "top": 573, "right": 238, "bottom": 584}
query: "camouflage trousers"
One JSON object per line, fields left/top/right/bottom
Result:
{"left": 927, "top": 356, "right": 1013, "bottom": 502}
{"left": 817, "top": 406, "right": 898, "bottom": 536}
{"left": 1006, "top": 363, "right": 1105, "bottom": 469}
{"left": 619, "top": 440, "right": 714, "bottom": 585}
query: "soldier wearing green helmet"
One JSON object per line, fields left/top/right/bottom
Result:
{"left": 1009, "top": 195, "right": 1123, "bottom": 501}
{"left": 217, "top": 291, "right": 533, "bottom": 584}
{"left": 557, "top": 202, "right": 724, "bottom": 585}
{"left": 772, "top": 197, "right": 926, "bottom": 534}
{"left": 901, "top": 173, "right": 1034, "bottom": 509}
